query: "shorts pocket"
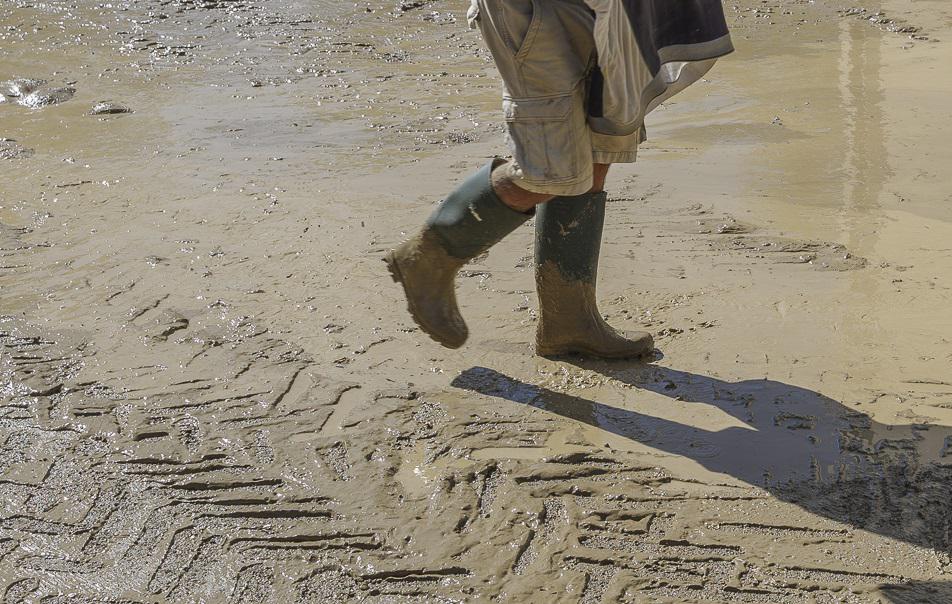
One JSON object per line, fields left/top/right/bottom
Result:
{"left": 503, "top": 94, "right": 573, "bottom": 122}
{"left": 495, "top": 0, "right": 541, "bottom": 59}
{"left": 502, "top": 93, "right": 587, "bottom": 184}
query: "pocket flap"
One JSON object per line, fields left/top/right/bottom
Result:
{"left": 503, "top": 94, "right": 573, "bottom": 122}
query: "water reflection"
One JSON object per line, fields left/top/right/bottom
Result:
{"left": 452, "top": 364, "right": 952, "bottom": 556}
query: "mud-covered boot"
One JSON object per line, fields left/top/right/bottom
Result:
{"left": 386, "top": 161, "right": 531, "bottom": 349}
{"left": 534, "top": 191, "right": 654, "bottom": 358}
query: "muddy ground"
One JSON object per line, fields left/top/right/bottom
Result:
{"left": 3, "top": 0, "right": 952, "bottom": 602}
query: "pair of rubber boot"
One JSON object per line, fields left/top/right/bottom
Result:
{"left": 385, "top": 161, "right": 654, "bottom": 358}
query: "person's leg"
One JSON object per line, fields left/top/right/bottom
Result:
{"left": 533, "top": 157, "right": 655, "bottom": 357}
{"left": 491, "top": 164, "right": 554, "bottom": 212}
{"left": 479, "top": 0, "right": 599, "bottom": 201}
{"left": 489, "top": 161, "right": 607, "bottom": 214}
{"left": 528, "top": 0, "right": 656, "bottom": 359}
{"left": 385, "top": 160, "right": 532, "bottom": 349}
{"left": 386, "top": 0, "right": 597, "bottom": 350}
{"left": 591, "top": 163, "right": 610, "bottom": 193}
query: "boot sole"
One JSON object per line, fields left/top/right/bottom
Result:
{"left": 384, "top": 253, "right": 466, "bottom": 350}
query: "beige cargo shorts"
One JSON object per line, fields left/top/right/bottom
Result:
{"left": 469, "top": 0, "right": 642, "bottom": 196}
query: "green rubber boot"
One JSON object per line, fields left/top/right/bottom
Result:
{"left": 386, "top": 161, "right": 531, "bottom": 349}
{"left": 534, "top": 191, "right": 654, "bottom": 358}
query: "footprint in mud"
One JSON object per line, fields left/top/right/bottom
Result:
{"left": 1, "top": 77, "right": 45, "bottom": 97}
{"left": 1, "top": 77, "right": 75, "bottom": 108}
{"left": 89, "top": 101, "right": 133, "bottom": 116}
{"left": 18, "top": 87, "right": 76, "bottom": 108}
{"left": 716, "top": 236, "right": 868, "bottom": 271}
{"left": 692, "top": 216, "right": 753, "bottom": 235}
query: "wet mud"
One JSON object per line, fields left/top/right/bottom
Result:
{"left": 1, "top": 79, "right": 75, "bottom": 109}
{"left": 89, "top": 102, "right": 133, "bottom": 116}
{"left": 3, "top": 0, "right": 952, "bottom": 602}
{"left": 0, "top": 140, "right": 33, "bottom": 161}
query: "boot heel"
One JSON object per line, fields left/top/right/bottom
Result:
{"left": 384, "top": 253, "right": 402, "bottom": 284}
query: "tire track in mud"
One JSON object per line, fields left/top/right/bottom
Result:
{"left": 0, "top": 315, "right": 383, "bottom": 601}
{"left": 3, "top": 305, "right": 947, "bottom": 602}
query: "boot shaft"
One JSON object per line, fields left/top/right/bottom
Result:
{"left": 426, "top": 159, "right": 532, "bottom": 260}
{"left": 534, "top": 190, "right": 607, "bottom": 282}
{"left": 533, "top": 191, "right": 655, "bottom": 358}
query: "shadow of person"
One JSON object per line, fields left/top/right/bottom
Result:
{"left": 880, "top": 581, "right": 952, "bottom": 604}
{"left": 451, "top": 364, "right": 952, "bottom": 558}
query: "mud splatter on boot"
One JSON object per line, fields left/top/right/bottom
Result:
{"left": 386, "top": 160, "right": 531, "bottom": 349}
{"left": 534, "top": 191, "right": 654, "bottom": 358}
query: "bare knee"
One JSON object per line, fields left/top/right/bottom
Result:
{"left": 491, "top": 162, "right": 555, "bottom": 212}
{"left": 490, "top": 161, "right": 610, "bottom": 211}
